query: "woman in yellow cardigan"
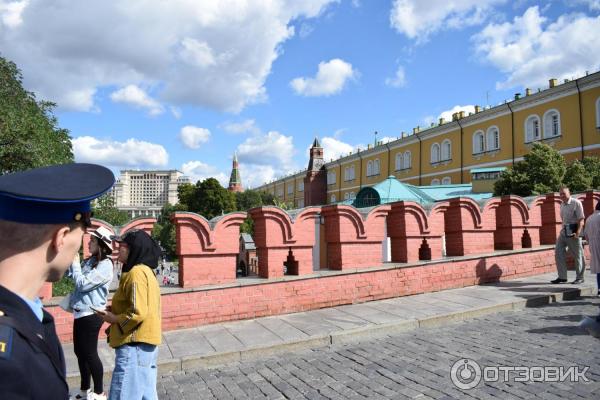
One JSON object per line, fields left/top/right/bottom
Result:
{"left": 97, "top": 230, "right": 161, "bottom": 400}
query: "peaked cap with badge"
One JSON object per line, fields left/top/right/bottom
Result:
{"left": 0, "top": 163, "right": 115, "bottom": 226}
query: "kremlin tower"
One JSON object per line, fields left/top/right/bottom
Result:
{"left": 228, "top": 153, "right": 243, "bottom": 192}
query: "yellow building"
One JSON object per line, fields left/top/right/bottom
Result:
{"left": 256, "top": 71, "right": 600, "bottom": 203}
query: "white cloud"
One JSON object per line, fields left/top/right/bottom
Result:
{"left": 0, "top": 0, "right": 337, "bottom": 112}
{"left": 240, "top": 163, "right": 279, "bottom": 188}
{"left": 181, "top": 160, "right": 228, "bottom": 186}
{"left": 385, "top": 65, "right": 406, "bottom": 88}
{"left": 320, "top": 136, "right": 357, "bottom": 161}
{"left": 72, "top": 136, "right": 168, "bottom": 168}
{"left": 220, "top": 119, "right": 261, "bottom": 135}
{"left": 110, "top": 85, "right": 164, "bottom": 116}
{"left": 170, "top": 106, "right": 182, "bottom": 119}
{"left": 236, "top": 130, "right": 296, "bottom": 167}
{"left": 0, "top": 0, "right": 27, "bottom": 28}
{"left": 290, "top": 58, "right": 356, "bottom": 96}
{"left": 473, "top": 6, "right": 600, "bottom": 90}
{"left": 179, "top": 125, "right": 211, "bottom": 149}
{"left": 437, "top": 105, "right": 476, "bottom": 122}
{"left": 235, "top": 130, "right": 299, "bottom": 187}
{"left": 390, "top": 0, "right": 504, "bottom": 43}
{"left": 575, "top": 0, "right": 600, "bottom": 11}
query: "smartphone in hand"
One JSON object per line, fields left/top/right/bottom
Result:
{"left": 90, "top": 306, "right": 106, "bottom": 315}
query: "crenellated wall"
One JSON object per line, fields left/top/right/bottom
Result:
{"left": 45, "top": 190, "right": 598, "bottom": 342}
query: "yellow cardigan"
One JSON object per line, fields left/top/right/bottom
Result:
{"left": 108, "top": 264, "right": 161, "bottom": 348}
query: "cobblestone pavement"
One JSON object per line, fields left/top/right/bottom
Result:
{"left": 157, "top": 296, "right": 600, "bottom": 399}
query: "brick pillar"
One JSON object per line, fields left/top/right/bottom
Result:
{"left": 576, "top": 191, "right": 600, "bottom": 219}
{"left": 443, "top": 198, "right": 495, "bottom": 256}
{"left": 38, "top": 282, "right": 53, "bottom": 300}
{"left": 532, "top": 193, "right": 563, "bottom": 245}
{"left": 387, "top": 201, "right": 443, "bottom": 262}
{"left": 322, "top": 204, "right": 390, "bottom": 270}
{"left": 249, "top": 207, "right": 320, "bottom": 278}
{"left": 171, "top": 212, "right": 246, "bottom": 287}
{"left": 491, "top": 196, "right": 540, "bottom": 250}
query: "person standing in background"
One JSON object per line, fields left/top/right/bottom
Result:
{"left": 68, "top": 227, "right": 114, "bottom": 400}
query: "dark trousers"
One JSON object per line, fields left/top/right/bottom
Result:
{"left": 73, "top": 313, "right": 104, "bottom": 393}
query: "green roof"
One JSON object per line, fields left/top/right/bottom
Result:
{"left": 470, "top": 167, "right": 507, "bottom": 173}
{"left": 352, "top": 176, "right": 493, "bottom": 208}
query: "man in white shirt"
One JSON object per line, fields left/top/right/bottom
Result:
{"left": 551, "top": 186, "right": 585, "bottom": 284}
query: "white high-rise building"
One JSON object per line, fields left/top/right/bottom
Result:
{"left": 107, "top": 170, "right": 190, "bottom": 219}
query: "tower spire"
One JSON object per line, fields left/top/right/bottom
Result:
{"left": 228, "top": 152, "right": 243, "bottom": 192}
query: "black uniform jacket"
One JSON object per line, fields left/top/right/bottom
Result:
{"left": 0, "top": 284, "right": 68, "bottom": 399}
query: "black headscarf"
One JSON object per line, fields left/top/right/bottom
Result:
{"left": 119, "top": 230, "right": 162, "bottom": 273}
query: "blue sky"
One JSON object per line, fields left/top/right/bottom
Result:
{"left": 1, "top": 0, "right": 599, "bottom": 187}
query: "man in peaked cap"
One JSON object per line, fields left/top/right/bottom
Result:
{"left": 0, "top": 163, "right": 114, "bottom": 400}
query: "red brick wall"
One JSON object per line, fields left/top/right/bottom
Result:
{"left": 48, "top": 247, "right": 568, "bottom": 343}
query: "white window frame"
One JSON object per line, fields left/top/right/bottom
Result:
{"left": 441, "top": 139, "right": 451, "bottom": 161}
{"left": 543, "top": 109, "right": 561, "bottom": 138}
{"left": 395, "top": 153, "right": 403, "bottom": 170}
{"left": 473, "top": 131, "right": 485, "bottom": 154}
{"left": 403, "top": 151, "right": 411, "bottom": 169}
{"left": 431, "top": 143, "right": 440, "bottom": 163}
{"left": 327, "top": 171, "right": 336, "bottom": 185}
{"left": 486, "top": 126, "right": 500, "bottom": 151}
{"left": 297, "top": 180, "right": 304, "bottom": 192}
{"left": 525, "top": 114, "right": 541, "bottom": 142}
{"left": 374, "top": 159, "right": 380, "bottom": 175}
{"left": 442, "top": 177, "right": 451, "bottom": 185}
{"left": 596, "top": 97, "right": 600, "bottom": 129}
{"left": 344, "top": 192, "right": 349, "bottom": 200}
{"left": 431, "top": 178, "right": 440, "bottom": 186}
{"left": 367, "top": 160, "right": 373, "bottom": 176}
{"left": 330, "top": 194, "right": 336, "bottom": 203}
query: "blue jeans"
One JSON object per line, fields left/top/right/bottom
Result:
{"left": 109, "top": 343, "right": 158, "bottom": 400}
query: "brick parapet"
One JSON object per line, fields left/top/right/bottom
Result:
{"left": 47, "top": 246, "right": 576, "bottom": 342}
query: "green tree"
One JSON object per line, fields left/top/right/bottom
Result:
{"left": 194, "top": 178, "right": 236, "bottom": 219}
{"left": 563, "top": 160, "right": 593, "bottom": 193}
{"left": 494, "top": 143, "right": 566, "bottom": 196}
{"left": 493, "top": 162, "right": 532, "bottom": 197}
{"left": 177, "top": 182, "right": 196, "bottom": 209}
{"left": 92, "top": 194, "right": 129, "bottom": 226}
{"left": 152, "top": 203, "right": 188, "bottom": 259}
{"left": 582, "top": 156, "right": 600, "bottom": 189}
{"left": 0, "top": 55, "right": 73, "bottom": 174}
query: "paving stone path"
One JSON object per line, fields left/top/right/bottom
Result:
{"left": 157, "top": 296, "right": 600, "bottom": 399}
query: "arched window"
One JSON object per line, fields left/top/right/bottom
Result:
{"left": 486, "top": 126, "right": 499, "bottom": 151}
{"left": 441, "top": 139, "right": 451, "bottom": 161}
{"left": 525, "top": 115, "right": 541, "bottom": 142}
{"left": 344, "top": 192, "right": 349, "bottom": 200}
{"left": 374, "top": 159, "right": 380, "bottom": 175}
{"left": 442, "top": 177, "right": 451, "bottom": 185}
{"left": 331, "top": 194, "right": 336, "bottom": 203}
{"left": 349, "top": 192, "right": 356, "bottom": 199}
{"left": 367, "top": 160, "right": 373, "bottom": 176}
{"left": 431, "top": 143, "right": 440, "bottom": 163}
{"left": 431, "top": 178, "right": 440, "bottom": 186}
{"left": 403, "top": 151, "right": 411, "bottom": 169}
{"left": 543, "top": 109, "right": 561, "bottom": 138}
{"left": 473, "top": 131, "right": 485, "bottom": 154}
{"left": 395, "top": 153, "right": 403, "bottom": 170}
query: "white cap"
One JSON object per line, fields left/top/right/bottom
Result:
{"left": 90, "top": 226, "right": 113, "bottom": 254}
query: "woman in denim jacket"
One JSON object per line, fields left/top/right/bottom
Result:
{"left": 69, "top": 226, "right": 114, "bottom": 400}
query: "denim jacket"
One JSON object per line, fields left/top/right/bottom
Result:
{"left": 68, "top": 257, "right": 113, "bottom": 319}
